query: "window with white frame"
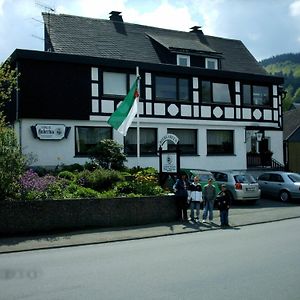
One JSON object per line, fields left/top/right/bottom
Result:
{"left": 124, "top": 128, "right": 157, "bottom": 155}
{"left": 177, "top": 55, "right": 190, "bottom": 67}
{"left": 212, "top": 83, "right": 231, "bottom": 103}
{"left": 103, "top": 72, "right": 135, "bottom": 96}
{"left": 207, "top": 130, "right": 234, "bottom": 155}
{"left": 205, "top": 58, "right": 218, "bottom": 70}
{"left": 167, "top": 129, "right": 197, "bottom": 154}
{"left": 75, "top": 126, "right": 112, "bottom": 156}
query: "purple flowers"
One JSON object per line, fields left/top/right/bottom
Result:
{"left": 19, "top": 169, "right": 56, "bottom": 193}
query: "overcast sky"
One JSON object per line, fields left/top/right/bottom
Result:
{"left": 0, "top": 0, "right": 300, "bottom": 63}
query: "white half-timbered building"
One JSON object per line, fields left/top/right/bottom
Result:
{"left": 7, "top": 11, "right": 284, "bottom": 171}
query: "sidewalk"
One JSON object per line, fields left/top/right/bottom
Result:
{"left": 1, "top": 199, "right": 300, "bottom": 254}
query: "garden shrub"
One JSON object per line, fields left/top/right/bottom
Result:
{"left": 19, "top": 169, "right": 57, "bottom": 199}
{"left": 65, "top": 183, "right": 100, "bottom": 198}
{"left": 114, "top": 167, "right": 164, "bottom": 196}
{"left": 88, "top": 139, "right": 126, "bottom": 170}
{"left": 76, "top": 168, "right": 124, "bottom": 192}
{"left": 0, "top": 124, "right": 26, "bottom": 200}
{"left": 58, "top": 170, "right": 76, "bottom": 181}
{"left": 58, "top": 163, "right": 84, "bottom": 173}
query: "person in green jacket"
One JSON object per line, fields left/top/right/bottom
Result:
{"left": 202, "top": 178, "right": 217, "bottom": 223}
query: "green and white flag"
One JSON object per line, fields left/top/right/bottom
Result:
{"left": 107, "top": 78, "right": 139, "bottom": 136}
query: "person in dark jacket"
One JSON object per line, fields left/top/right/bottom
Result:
{"left": 173, "top": 172, "right": 189, "bottom": 222}
{"left": 216, "top": 184, "right": 231, "bottom": 227}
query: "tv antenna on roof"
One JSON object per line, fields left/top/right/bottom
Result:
{"left": 35, "top": 1, "right": 55, "bottom": 13}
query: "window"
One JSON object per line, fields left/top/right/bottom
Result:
{"left": 243, "top": 85, "right": 251, "bottom": 105}
{"left": 269, "top": 174, "right": 284, "bottom": 182}
{"left": 201, "top": 81, "right": 211, "bottom": 103}
{"left": 167, "top": 129, "right": 197, "bottom": 155}
{"left": 124, "top": 128, "right": 157, "bottom": 155}
{"left": 242, "top": 84, "right": 270, "bottom": 106}
{"left": 75, "top": 127, "right": 112, "bottom": 155}
{"left": 253, "top": 86, "right": 269, "bottom": 106}
{"left": 212, "top": 83, "right": 231, "bottom": 103}
{"left": 103, "top": 72, "right": 135, "bottom": 96}
{"left": 177, "top": 55, "right": 190, "bottom": 67}
{"left": 155, "top": 76, "right": 190, "bottom": 101}
{"left": 205, "top": 58, "right": 218, "bottom": 70}
{"left": 201, "top": 81, "right": 231, "bottom": 103}
{"left": 207, "top": 130, "right": 234, "bottom": 155}
{"left": 179, "top": 79, "right": 189, "bottom": 100}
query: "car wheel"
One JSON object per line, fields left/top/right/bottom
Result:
{"left": 279, "top": 190, "right": 290, "bottom": 202}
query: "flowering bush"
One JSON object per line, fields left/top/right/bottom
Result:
{"left": 115, "top": 167, "right": 164, "bottom": 196}
{"left": 20, "top": 169, "right": 56, "bottom": 193}
{"left": 16, "top": 166, "right": 165, "bottom": 200}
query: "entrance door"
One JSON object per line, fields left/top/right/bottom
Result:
{"left": 259, "top": 138, "right": 271, "bottom": 166}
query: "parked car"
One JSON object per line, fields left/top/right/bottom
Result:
{"left": 257, "top": 171, "right": 300, "bottom": 202}
{"left": 211, "top": 170, "right": 261, "bottom": 204}
{"left": 167, "top": 169, "right": 220, "bottom": 194}
{"left": 180, "top": 169, "right": 219, "bottom": 191}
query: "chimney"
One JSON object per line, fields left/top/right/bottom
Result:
{"left": 190, "top": 26, "right": 203, "bottom": 34}
{"left": 109, "top": 11, "right": 123, "bottom": 22}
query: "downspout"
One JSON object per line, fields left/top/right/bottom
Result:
{"left": 15, "top": 61, "right": 22, "bottom": 151}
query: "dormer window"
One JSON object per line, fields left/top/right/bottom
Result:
{"left": 205, "top": 58, "right": 218, "bottom": 70}
{"left": 177, "top": 55, "right": 190, "bottom": 67}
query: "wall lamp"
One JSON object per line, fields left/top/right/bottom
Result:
{"left": 255, "top": 131, "right": 264, "bottom": 142}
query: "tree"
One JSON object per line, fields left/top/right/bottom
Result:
{"left": 0, "top": 60, "right": 25, "bottom": 200}
{"left": 88, "top": 139, "right": 127, "bottom": 170}
{"left": 0, "top": 120, "right": 26, "bottom": 199}
{"left": 0, "top": 60, "right": 18, "bottom": 117}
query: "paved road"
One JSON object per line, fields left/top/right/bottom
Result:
{"left": 1, "top": 218, "right": 300, "bottom": 300}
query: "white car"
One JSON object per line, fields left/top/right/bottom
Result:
{"left": 212, "top": 170, "right": 261, "bottom": 204}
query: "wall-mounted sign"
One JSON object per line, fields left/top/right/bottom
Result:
{"left": 161, "top": 153, "right": 177, "bottom": 173}
{"left": 31, "top": 124, "right": 71, "bottom": 140}
{"left": 159, "top": 133, "right": 179, "bottom": 147}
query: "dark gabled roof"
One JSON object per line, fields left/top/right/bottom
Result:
{"left": 283, "top": 108, "right": 300, "bottom": 141}
{"left": 42, "top": 12, "right": 268, "bottom": 75}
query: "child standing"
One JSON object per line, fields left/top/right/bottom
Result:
{"left": 216, "top": 184, "right": 231, "bottom": 227}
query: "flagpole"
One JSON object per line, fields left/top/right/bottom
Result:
{"left": 136, "top": 66, "right": 140, "bottom": 168}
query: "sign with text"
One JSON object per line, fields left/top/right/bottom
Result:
{"left": 161, "top": 153, "right": 177, "bottom": 173}
{"left": 33, "top": 124, "right": 67, "bottom": 140}
{"left": 159, "top": 133, "right": 179, "bottom": 147}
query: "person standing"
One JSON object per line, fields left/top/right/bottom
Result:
{"left": 188, "top": 176, "right": 203, "bottom": 222}
{"left": 216, "top": 184, "right": 231, "bottom": 227}
{"left": 173, "top": 172, "right": 189, "bottom": 222}
{"left": 202, "top": 178, "right": 217, "bottom": 223}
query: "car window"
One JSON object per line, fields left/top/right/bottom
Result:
{"left": 215, "top": 172, "right": 228, "bottom": 182}
{"left": 199, "top": 174, "right": 213, "bottom": 181}
{"left": 258, "top": 174, "right": 270, "bottom": 181}
{"left": 234, "top": 174, "right": 256, "bottom": 184}
{"left": 269, "top": 174, "right": 284, "bottom": 182}
{"left": 288, "top": 173, "right": 300, "bottom": 182}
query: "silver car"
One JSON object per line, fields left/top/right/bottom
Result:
{"left": 257, "top": 171, "right": 300, "bottom": 202}
{"left": 212, "top": 170, "right": 261, "bottom": 204}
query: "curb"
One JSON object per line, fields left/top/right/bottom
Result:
{"left": 1, "top": 215, "right": 300, "bottom": 254}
